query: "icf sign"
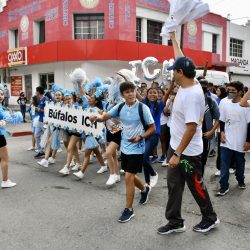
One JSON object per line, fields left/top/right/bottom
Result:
{"left": 7, "top": 47, "right": 27, "bottom": 67}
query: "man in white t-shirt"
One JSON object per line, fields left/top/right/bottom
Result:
{"left": 217, "top": 81, "right": 250, "bottom": 196}
{"left": 157, "top": 31, "right": 219, "bottom": 235}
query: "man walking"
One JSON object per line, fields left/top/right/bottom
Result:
{"left": 157, "top": 32, "right": 219, "bottom": 235}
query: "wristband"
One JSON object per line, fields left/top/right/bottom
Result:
{"left": 173, "top": 151, "right": 181, "bottom": 158}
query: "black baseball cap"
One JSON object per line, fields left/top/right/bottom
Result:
{"left": 167, "top": 56, "right": 196, "bottom": 71}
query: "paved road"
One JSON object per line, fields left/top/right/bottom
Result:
{"left": 1, "top": 136, "right": 250, "bottom": 250}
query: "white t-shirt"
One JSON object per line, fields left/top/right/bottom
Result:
{"left": 220, "top": 101, "right": 250, "bottom": 152}
{"left": 170, "top": 82, "right": 205, "bottom": 156}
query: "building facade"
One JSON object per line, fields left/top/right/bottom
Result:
{"left": 0, "top": 0, "right": 244, "bottom": 104}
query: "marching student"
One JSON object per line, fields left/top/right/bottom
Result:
{"left": 0, "top": 83, "right": 23, "bottom": 188}
{"left": 157, "top": 31, "right": 219, "bottom": 235}
{"left": 90, "top": 81, "right": 155, "bottom": 223}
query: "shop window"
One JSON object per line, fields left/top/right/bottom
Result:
{"left": 9, "top": 28, "right": 19, "bottom": 48}
{"left": 136, "top": 18, "right": 141, "bottom": 42}
{"left": 39, "top": 73, "right": 54, "bottom": 90}
{"left": 230, "top": 38, "right": 243, "bottom": 58}
{"left": 34, "top": 19, "right": 45, "bottom": 44}
{"left": 212, "top": 34, "right": 217, "bottom": 53}
{"left": 147, "top": 20, "right": 162, "bottom": 44}
{"left": 74, "top": 14, "right": 104, "bottom": 40}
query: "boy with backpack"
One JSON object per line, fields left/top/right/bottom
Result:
{"left": 90, "top": 81, "right": 156, "bottom": 223}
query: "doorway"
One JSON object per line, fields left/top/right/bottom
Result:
{"left": 24, "top": 74, "right": 32, "bottom": 101}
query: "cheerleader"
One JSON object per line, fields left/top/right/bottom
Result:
{"left": 0, "top": 84, "right": 23, "bottom": 188}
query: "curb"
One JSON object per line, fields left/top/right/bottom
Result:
{"left": 12, "top": 131, "right": 33, "bottom": 137}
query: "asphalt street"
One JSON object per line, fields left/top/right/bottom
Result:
{"left": 0, "top": 135, "right": 250, "bottom": 250}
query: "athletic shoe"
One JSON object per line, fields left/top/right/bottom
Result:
{"left": 34, "top": 152, "right": 45, "bottom": 159}
{"left": 57, "top": 147, "right": 63, "bottom": 153}
{"left": 139, "top": 185, "right": 151, "bottom": 205}
{"left": 162, "top": 159, "right": 168, "bottom": 167}
{"left": 157, "top": 222, "right": 186, "bottom": 235}
{"left": 72, "top": 163, "right": 80, "bottom": 171}
{"left": 1, "top": 179, "right": 16, "bottom": 189}
{"left": 193, "top": 218, "right": 220, "bottom": 233}
{"left": 70, "top": 159, "right": 76, "bottom": 167}
{"left": 215, "top": 170, "right": 221, "bottom": 176}
{"left": 216, "top": 188, "right": 229, "bottom": 196}
{"left": 116, "top": 175, "right": 121, "bottom": 183}
{"left": 158, "top": 156, "right": 166, "bottom": 163}
{"left": 150, "top": 155, "right": 158, "bottom": 163}
{"left": 238, "top": 183, "right": 246, "bottom": 189}
{"left": 27, "top": 146, "right": 35, "bottom": 151}
{"left": 106, "top": 174, "right": 117, "bottom": 186}
{"left": 48, "top": 157, "right": 55, "bottom": 164}
{"left": 118, "top": 208, "right": 134, "bottom": 223}
{"left": 97, "top": 165, "right": 108, "bottom": 174}
{"left": 37, "top": 159, "right": 49, "bottom": 168}
{"left": 229, "top": 168, "right": 236, "bottom": 174}
{"left": 120, "top": 169, "right": 125, "bottom": 174}
{"left": 208, "top": 150, "right": 216, "bottom": 157}
{"left": 150, "top": 172, "right": 158, "bottom": 187}
{"left": 73, "top": 171, "right": 84, "bottom": 179}
{"left": 58, "top": 165, "right": 70, "bottom": 175}
{"left": 35, "top": 149, "right": 39, "bottom": 153}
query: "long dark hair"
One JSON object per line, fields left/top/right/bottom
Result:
{"left": 145, "top": 88, "right": 159, "bottom": 115}
{"left": 217, "top": 86, "right": 227, "bottom": 99}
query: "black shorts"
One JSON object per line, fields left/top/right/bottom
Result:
{"left": 106, "top": 130, "right": 121, "bottom": 146}
{"left": 0, "top": 135, "right": 7, "bottom": 148}
{"left": 68, "top": 131, "right": 82, "bottom": 138}
{"left": 121, "top": 152, "right": 143, "bottom": 174}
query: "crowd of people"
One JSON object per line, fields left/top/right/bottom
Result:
{"left": 1, "top": 31, "right": 250, "bottom": 235}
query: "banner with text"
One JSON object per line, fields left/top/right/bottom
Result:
{"left": 44, "top": 102, "right": 105, "bottom": 138}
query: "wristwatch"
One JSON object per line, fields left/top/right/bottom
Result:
{"left": 173, "top": 151, "right": 181, "bottom": 158}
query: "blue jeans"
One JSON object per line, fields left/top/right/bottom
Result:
{"left": 35, "top": 122, "right": 45, "bottom": 153}
{"left": 143, "top": 134, "right": 159, "bottom": 184}
{"left": 220, "top": 146, "right": 245, "bottom": 190}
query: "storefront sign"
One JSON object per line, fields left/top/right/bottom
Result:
{"left": 62, "top": 0, "right": 69, "bottom": 26}
{"left": 231, "top": 57, "right": 249, "bottom": 67}
{"left": 11, "top": 76, "right": 23, "bottom": 96}
{"left": 109, "top": 0, "right": 115, "bottom": 29}
{"left": 7, "top": 47, "right": 27, "bottom": 66}
{"left": 44, "top": 102, "right": 105, "bottom": 138}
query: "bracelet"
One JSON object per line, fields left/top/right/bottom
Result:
{"left": 173, "top": 151, "right": 181, "bottom": 158}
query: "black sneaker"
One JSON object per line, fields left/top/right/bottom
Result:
{"left": 34, "top": 152, "right": 45, "bottom": 159}
{"left": 238, "top": 183, "right": 246, "bottom": 189}
{"left": 118, "top": 208, "right": 134, "bottom": 223}
{"left": 139, "top": 185, "right": 151, "bottom": 205}
{"left": 216, "top": 188, "right": 229, "bottom": 196}
{"left": 157, "top": 222, "right": 186, "bottom": 235}
{"left": 193, "top": 218, "right": 220, "bottom": 233}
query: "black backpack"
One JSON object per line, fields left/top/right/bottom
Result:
{"left": 117, "top": 102, "right": 148, "bottom": 131}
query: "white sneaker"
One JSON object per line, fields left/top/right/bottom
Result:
{"left": 70, "top": 159, "right": 76, "bottom": 167}
{"left": 150, "top": 173, "right": 158, "bottom": 187}
{"left": 215, "top": 170, "right": 221, "bottom": 176}
{"left": 48, "top": 157, "right": 56, "bottom": 164}
{"left": 73, "top": 171, "right": 84, "bottom": 179}
{"left": 1, "top": 179, "right": 16, "bottom": 188}
{"left": 37, "top": 159, "right": 49, "bottom": 168}
{"left": 72, "top": 163, "right": 80, "bottom": 171}
{"left": 97, "top": 165, "right": 108, "bottom": 174}
{"left": 106, "top": 174, "right": 117, "bottom": 186}
{"left": 57, "top": 148, "right": 63, "bottom": 153}
{"left": 229, "top": 168, "right": 236, "bottom": 174}
{"left": 59, "top": 165, "right": 70, "bottom": 175}
{"left": 35, "top": 149, "right": 39, "bottom": 153}
{"left": 120, "top": 169, "right": 125, "bottom": 174}
{"left": 116, "top": 174, "right": 121, "bottom": 183}
{"left": 162, "top": 159, "right": 168, "bottom": 167}
{"left": 27, "top": 146, "right": 35, "bottom": 151}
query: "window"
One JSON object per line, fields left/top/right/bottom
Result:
{"left": 39, "top": 73, "right": 54, "bottom": 90}
{"left": 74, "top": 14, "right": 104, "bottom": 40}
{"left": 212, "top": 34, "right": 217, "bottom": 53}
{"left": 147, "top": 20, "right": 162, "bottom": 44}
{"left": 230, "top": 38, "right": 243, "bottom": 57}
{"left": 33, "top": 19, "right": 45, "bottom": 44}
{"left": 9, "top": 29, "right": 18, "bottom": 48}
{"left": 136, "top": 18, "right": 141, "bottom": 42}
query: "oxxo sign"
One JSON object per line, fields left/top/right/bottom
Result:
{"left": 7, "top": 47, "right": 27, "bottom": 67}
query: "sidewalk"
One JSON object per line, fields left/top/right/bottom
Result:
{"left": 6, "top": 120, "right": 32, "bottom": 137}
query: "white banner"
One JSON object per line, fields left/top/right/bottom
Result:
{"left": 44, "top": 102, "right": 105, "bottom": 138}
